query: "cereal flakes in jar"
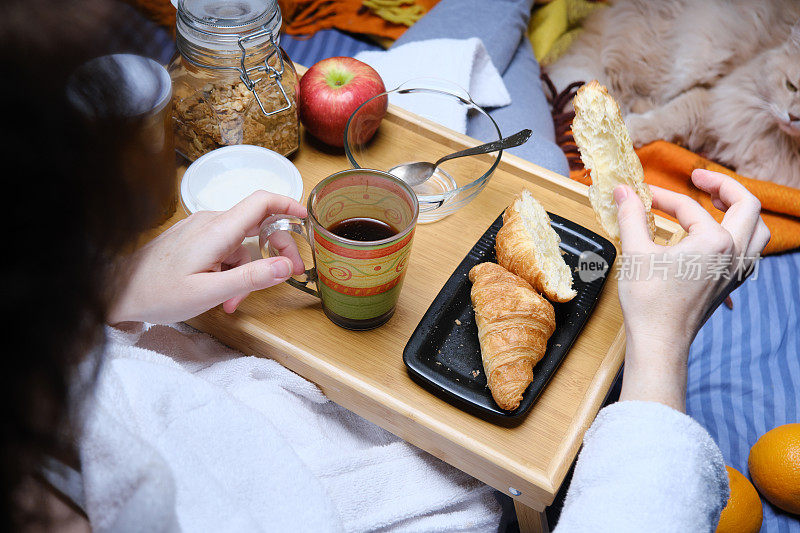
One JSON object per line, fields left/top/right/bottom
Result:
{"left": 169, "top": 0, "right": 299, "bottom": 161}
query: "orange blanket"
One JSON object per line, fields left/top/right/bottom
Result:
{"left": 571, "top": 141, "right": 800, "bottom": 254}
{"left": 127, "top": 0, "right": 439, "bottom": 42}
{"left": 282, "top": 0, "right": 439, "bottom": 41}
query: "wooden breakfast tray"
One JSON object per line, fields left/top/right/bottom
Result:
{"left": 159, "top": 102, "right": 681, "bottom": 512}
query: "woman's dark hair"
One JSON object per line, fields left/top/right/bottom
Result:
{"left": 1, "top": 0, "right": 172, "bottom": 527}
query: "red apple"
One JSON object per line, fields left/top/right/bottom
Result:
{"left": 298, "top": 57, "right": 388, "bottom": 147}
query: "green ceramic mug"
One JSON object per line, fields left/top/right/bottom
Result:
{"left": 259, "top": 169, "right": 419, "bottom": 330}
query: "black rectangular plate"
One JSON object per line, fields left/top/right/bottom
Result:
{"left": 403, "top": 211, "right": 616, "bottom": 423}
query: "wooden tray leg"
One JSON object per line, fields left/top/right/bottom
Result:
{"left": 514, "top": 501, "right": 549, "bottom": 533}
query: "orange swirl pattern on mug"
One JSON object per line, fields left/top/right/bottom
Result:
{"left": 314, "top": 230, "right": 413, "bottom": 295}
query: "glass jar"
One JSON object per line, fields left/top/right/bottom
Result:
{"left": 169, "top": 0, "right": 299, "bottom": 161}
{"left": 68, "top": 54, "right": 178, "bottom": 226}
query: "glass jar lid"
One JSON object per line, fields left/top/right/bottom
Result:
{"left": 67, "top": 54, "right": 172, "bottom": 119}
{"left": 179, "top": 0, "right": 278, "bottom": 35}
{"left": 175, "top": 0, "right": 291, "bottom": 118}
{"left": 176, "top": 0, "right": 282, "bottom": 53}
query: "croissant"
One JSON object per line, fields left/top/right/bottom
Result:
{"left": 572, "top": 80, "right": 655, "bottom": 241}
{"left": 495, "top": 189, "right": 576, "bottom": 302}
{"left": 469, "top": 262, "right": 556, "bottom": 411}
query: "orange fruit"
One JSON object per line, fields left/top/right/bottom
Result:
{"left": 748, "top": 422, "right": 800, "bottom": 514}
{"left": 716, "top": 466, "right": 762, "bottom": 533}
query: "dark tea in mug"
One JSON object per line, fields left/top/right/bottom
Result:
{"left": 327, "top": 217, "right": 399, "bottom": 242}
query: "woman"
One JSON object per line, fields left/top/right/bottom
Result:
{"left": 3, "top": 0, "right": 302, "bottom": 528}
{"left": 4, "top": 1, "right": 769, "bottom": 531}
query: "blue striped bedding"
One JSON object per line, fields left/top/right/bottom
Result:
{"left": 688, "top": 251, "right": 800, "bottom": 531}
{"left": 281, "top": 31, "right": 381, "bottom": 70}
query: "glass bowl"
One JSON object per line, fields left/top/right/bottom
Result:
{"left": 344, "top": 79, "right": 501, "bottom": 223}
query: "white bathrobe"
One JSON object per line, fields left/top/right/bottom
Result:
{"left": 75, "top": 323, "right": 728, "bottom": 532}
{"left": 75, "top": 323, "right": 501, "bottom": 532}
{"left": 555, "top": 401, "right": 729, "bottom": 532}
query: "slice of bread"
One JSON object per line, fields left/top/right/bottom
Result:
{"left": 495, "top": 189, "right": 577, "bottom": 302}
{"left": 572, "top": 80, "right": 655, "bottom": 241}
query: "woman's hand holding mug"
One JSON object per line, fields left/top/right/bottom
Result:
{"left": 109, "top": 191, "right": 306, "bottom": 325}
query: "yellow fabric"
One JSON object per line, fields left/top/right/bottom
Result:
{"left": 363, "top": 0, "right": 426, "bottom": 27}
{"left": 528, "top": 0, "right": 605, "bottom": 65}
{"left": 529, "top": 0, "right": 569, "bottom": 62}
{"left": 541, "top": 27, "right": 582, "bottom": 65}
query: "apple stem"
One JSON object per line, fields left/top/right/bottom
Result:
{"left": 325, "top": 68, "right": 355, "bottom": 89}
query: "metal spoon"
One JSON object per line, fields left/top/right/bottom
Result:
{"left": 388, "top": 128, "right": 532, "bottom": 187}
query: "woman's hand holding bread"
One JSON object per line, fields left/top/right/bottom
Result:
{"left": 616, "top": 169, "right": 770, "bottom": 411}
{"left": 572, "top": 81, "right": 770, "bottom": 411}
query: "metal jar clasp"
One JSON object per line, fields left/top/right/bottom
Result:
{"left": 237, "top": 29, "right": 292, "bottom": 117}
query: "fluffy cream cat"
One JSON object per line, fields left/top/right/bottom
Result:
{"left": 547, "top": 0, "right": 800, "bottom": 187}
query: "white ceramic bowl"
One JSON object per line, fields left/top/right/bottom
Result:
{"left": 180, "top": 145, "right": 303, "bottom": 214}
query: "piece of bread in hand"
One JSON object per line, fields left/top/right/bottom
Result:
{"left": 469, "top": 262, "right": 556, "bottom": 411}
{"left": 572, "top": 80, "right": 655, "bottom": 241}
{"left": 495, "top": 189, "right": 577, "bottom": 302}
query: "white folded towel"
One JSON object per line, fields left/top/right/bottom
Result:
{"left": 76, "top": 323, "right": 501, "bottom": 532}
{"left": 355, "top": 38, "right": 511, "bottom": 134}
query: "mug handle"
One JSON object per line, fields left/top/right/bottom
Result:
{"left": 259, "top": 214, "right": 321, "bottom": 298}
